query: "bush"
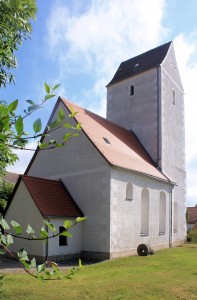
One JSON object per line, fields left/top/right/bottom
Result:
{"left": 187, "top": 229, "right": 197, "bottom": 243}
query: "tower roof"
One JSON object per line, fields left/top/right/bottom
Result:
{"left": 107, "top": 41, "right": 172, "bottom": 86}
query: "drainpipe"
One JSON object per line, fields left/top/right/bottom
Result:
{"left": 169, "top": 186, "right": 174, "bottom": 248}
{"left": 45, "top": 217, "right": 49, "bottom": 262}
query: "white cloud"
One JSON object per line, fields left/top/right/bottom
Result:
{"left": 6, "top": 141, "right": 36, "bottom": 174}
{"left": 46, "top": 0, "right": 167, "bottom": 113}
{"left": 174, "top": 34, "right": 197, "bottom": 206}
{"left": 43, "top": 0, "right": 197, "bottom": 206}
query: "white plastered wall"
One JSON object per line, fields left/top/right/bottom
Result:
{"left": 5, "top": 180, "right": 45, "bottom": 257}
{"left": 110, "top": 168, "right": 173, "bottom": 257}
{"left": 47, "top": 218, "right": 82, "bottom": 256}
{"left": 27, "top": 101, "right": 111, "bottom": 254}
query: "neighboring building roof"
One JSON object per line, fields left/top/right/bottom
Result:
{"left": 107, "top": 41, "right": 172, "bottom": 86}
{"left": 21, "top": 175, "right": 83, "bottom": 218}
{"left": 187, "top": 207, "right": 197, "bottom": 224}
{"left": 61, "top": 98, "right": 172, "bottom": 183}
{"left": 4, "top": 172, "right": 19, "bottom": 184}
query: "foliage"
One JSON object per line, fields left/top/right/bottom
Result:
{"left": 0, "top": 82, "right": 81, "bottom": 178}
{"left": 0, "top": 0, "right": 37, "bottom": 87}
{"left": 187, "top": 228, "right": 197, "bottom": 243}
{"left": 0, "top": 180, "right": 14, "bottom": 214}
{"left": 0, "top": 215, "right": 86, "bottom": 287}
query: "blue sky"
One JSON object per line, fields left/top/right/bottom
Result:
{"left": 1, "top": 0, "right": 197, "bottom": 206}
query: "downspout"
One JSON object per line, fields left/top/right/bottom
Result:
{"left": 45, "top": 217, "right": 49, "bottom": 262}
{"left": 169, "top": 185, "right": 174, "bottom": 248}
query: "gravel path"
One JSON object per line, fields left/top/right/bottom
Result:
{"left": 0, "top": 255, "right": 98, "bottom": 274}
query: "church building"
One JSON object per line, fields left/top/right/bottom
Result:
{"left": 5, "top": 41, "right": 186, "bottom": 262}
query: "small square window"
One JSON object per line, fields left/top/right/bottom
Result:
{"left": 59, "top": 226, "right": 68, "bottom": 246}
{"left": 130, "top": 85, "right": 134, "bottom": 96}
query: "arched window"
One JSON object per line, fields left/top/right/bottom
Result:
{"left": 173, "top": 202, "right": 178, "bottom": 232}
{"left": 141, "top": 189, "right": 149, "bottom": 236}
{"left": 159, "top": 192, "right": 166, "bottom": 234}
{"left": 126, "top": 183, "right": 133, "bottom": 200}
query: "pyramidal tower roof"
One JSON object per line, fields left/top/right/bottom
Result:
{"left": 107, "top": 41, "right": 172, "bottom": 86}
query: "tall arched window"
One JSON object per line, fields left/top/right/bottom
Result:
{"left": 159, "top": 192, "right": 166, "bottom": 234}
{"left": 126, "top": 183, "right": 133, "bottom": 200}
{"left": 141, "top": 189, "right": 149, "bottom": 236}
{"left": 173, "top": 202, "right": 178, "bottom": 232}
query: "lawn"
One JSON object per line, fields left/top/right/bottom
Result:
{"left": 1, "top": 244, "right": 197, "bottom": 300}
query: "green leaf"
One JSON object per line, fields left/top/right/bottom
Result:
{"left": 76, "top": 217, "right": 87, "bottom": 223}
{"left": 11, "top": 220, "right": 22, "bottom": 235}
{"left": 17, "top": 249, "right": 29, "bottom": 261}
{"left": 37, "top": 274, "right": 45, "bottom": 282}
{"left": 15, "top": 115, "right": 24, "bottom": 135}
{"left": 8, "top": 99, "right": 18, "bottom": 113}
{"left": 44, "top": 94, "right": 56, "bottom": 101}
{"left": 0, "top": 216, "right": 10, "bottom": 230}
{"left": 30, "top": 258, "right": 36, "bottom": 269}
{"left": 43, "top": 221, "right": 56, "bottom": 233}
{"left": 44, "top": 82, "right": 50, "bottom": 94}
{"left": 49, "top": 120, "right": 58, "bottom": 130}
{"left": 26, "top": 224, "right": 35, "bottom": 235}
{"left": 58, "top": 108, "right": 65, "bottom": 122}
{"left": 27, "top": 105, "right": 36, "bottom": 113}
{"left": 26, "top": 100, "right": 36, "bottom": 105}
{"left": 79, "top": 258, "right": 83, "bottom": 268}
{"left": 64, "top": 220, "right": 73, "bottom": 229}
{"left": 63, "top": 123, "right": 74, "bottom": 129}
{"left": 40, "top": 227, "right": 48, "bottom": 239}
{"left": 76, "top": 123, "right": 82, "bottom": 130}
{"left": 6, "top": 234, "right": 13, "bottom": 245}
{"left": 33, "top": 118, "right": 42, "bottom": 133}
{"left": 37, "top": 263, "right": 46, "bottom": 273}
{"left": 53, "top": 84, "right": 60, "bottom": 90}
{"left": 59, "top": 231, "right": 72, "bottom": 238}
{"left": 63, "top": 133, "right": 72, "bottom": 142}
{"left": 0, "top": 235, "right": 6, "bottom": 245}
{"left": 39, "top": 142, "right": 48, "bottom": 149}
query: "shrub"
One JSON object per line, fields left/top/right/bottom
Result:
{"left": 187, "top": 228, "right": 197, "bottom": 243}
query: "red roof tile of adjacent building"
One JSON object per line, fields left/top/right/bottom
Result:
{"left": 61, "top": 98, "right": 171, "bottom": 183}
{"left": 21, "top": 175, "right": 83, "bottom": 218}
{"left": 187, "top": 207, "right": 197, "bottom": 224}
{"left": 4, "top": 172, "right": 19, "bottom": 184}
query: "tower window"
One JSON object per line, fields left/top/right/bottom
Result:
{"left": 130, "top": 85, "right": 134, "bottom": 96}
{"left": 172, "top": 89, "right": 176, "bottom": 105}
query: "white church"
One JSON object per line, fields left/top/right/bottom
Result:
{"left": 5, "top": 41, "right": 186, "bottom": 262}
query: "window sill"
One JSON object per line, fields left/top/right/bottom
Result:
{"left": 158, "top": 232, "right": 165, "bottom": 236}
{"left": 140, "top": 233, "right": 149, "bottom": 237}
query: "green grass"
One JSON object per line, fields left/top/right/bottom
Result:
{"left": 1, "top": 244, "right": 197, "bottom": 300}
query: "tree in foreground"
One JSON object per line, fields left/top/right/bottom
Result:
{"left": 0, "top": 0, "right": 37, "bottom": 87}
{"left": 0, "top": 0, "right": 86, "bottom": 289}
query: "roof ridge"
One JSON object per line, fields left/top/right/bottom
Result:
{"left": 120, "top": 41, "right": 172, "bottom": 65}
{"left": 21, "top": 175, "right": 59, "bottom": 184}
{"left": 60, "top": 96, "right": 140, "bottom": 133}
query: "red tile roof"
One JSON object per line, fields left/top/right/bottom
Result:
{"left": 21, "top": 175, "right": 83, "bottom": 218}
{"left": 61, "top": 98, "right": 171, "bottom": 183}
{"left": 4, "top": 172, "right": 19, "bottom": 184}
{"left": 187, "top": 207, "right": 197, "bottom": 224}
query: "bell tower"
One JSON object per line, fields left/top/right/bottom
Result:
{"left": 106, "top": 41, "right": 186, "bottom": 243}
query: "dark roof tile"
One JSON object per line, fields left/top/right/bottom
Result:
{"left": 107, "top": 41, "right": 172, "bottom": 86}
